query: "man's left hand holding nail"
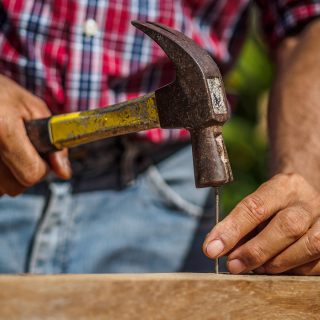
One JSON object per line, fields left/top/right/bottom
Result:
{"left": 203, "top": 173, "right": 320, "bottom": 276}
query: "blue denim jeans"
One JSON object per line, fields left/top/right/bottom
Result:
{"left": 0, "top": 145, "right": 219, "bottom": 274}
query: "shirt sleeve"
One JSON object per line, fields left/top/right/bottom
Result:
{"left": 256, "top": 0, "right": 320, "bottom": 47}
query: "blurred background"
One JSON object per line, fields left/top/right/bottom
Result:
{"left": 221, "top": 7, "right": 273, "bottom": 218}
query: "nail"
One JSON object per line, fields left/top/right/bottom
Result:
{"left": 228, "top": 259, "right": 246, "bottom": 274}
{"left": 254, "top": 265, "right": 266, "bottom": 275}
{"left": 206, "top": 240, "right": 224, "bottom": 258}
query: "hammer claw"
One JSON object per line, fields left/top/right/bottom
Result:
{"left": 132, "top": 21, "right": 179, "bottom": 39}
{"left": 147, "top": 22, "right": 196, "bottom": 45}
{"left": 132, "top": 21, "right": 187, "bottom": 55}
{"left": 132, "top": 21, "right": 208, "bottom": 65}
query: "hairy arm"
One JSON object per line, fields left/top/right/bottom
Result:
{"left": 269, "top": 18, "right": 320, "bottom": 191}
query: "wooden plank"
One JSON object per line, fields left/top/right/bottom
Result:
{"left": 0, "top": 273, "right": 320, "bottom": 319}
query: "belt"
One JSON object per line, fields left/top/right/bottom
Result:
{"left": 68, "top": 136, "right": 191, "bottom": 192}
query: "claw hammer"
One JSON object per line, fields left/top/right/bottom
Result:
{"left": 25, "top": 21, "right": 234, "bottom": 270}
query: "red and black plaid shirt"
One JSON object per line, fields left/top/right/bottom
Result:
{"left": 0, "top": 0, "right": 319, "bottom": 142}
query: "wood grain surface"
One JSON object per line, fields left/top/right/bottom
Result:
{"left": 0, "top": 273, "right": 319, "bottom": 320}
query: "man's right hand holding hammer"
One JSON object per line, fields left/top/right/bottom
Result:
{"left": 0, "top": 75, "right": 71, "bottom": 197}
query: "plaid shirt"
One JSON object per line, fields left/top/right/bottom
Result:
{"left": 0, "top": 0, "right": 319, "bottom": 143}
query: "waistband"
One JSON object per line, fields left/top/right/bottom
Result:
{"left": 67, "top": 136, "right": 191, "bottom": 192}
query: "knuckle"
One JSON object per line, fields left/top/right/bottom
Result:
{"left": 278, "top": 173, "right": 305, "bottom": 188}
{"left": 32, "top": 97, "right": 50, "bottom": 116}
{"left": 289, "top": 266, "right": 313, "bottom": 276}
{"left": 245, "top": 245, "right": 266, "bottom": 265}
{"left": 37, "top": 98, "right": 48, "bottom": 110}
{"left": 19, "top": 162, "right": 43, "bottom": 186}
{"left": 227, "top": 220, "right": 242, "bottom": 239}
{"left": 297, "top": 270, "right": 311, "bottom": 276}
{"left": 264, "top": 259, "right": 283, "bottom": 274}
{"left": 311, "top": 193, "right": 320, "bottom": 211}
{"left": 263, "top": 264, "right": 277, "bottom": 274}
{"left": 219, "top": 221, "right": 241, "bottom": 247}
{"left": 240, "top": 195, "right": 267, "bottom": 223}
{"left": 278, "top": 209, "right": 308, "bottom": 239}
{"left": 0, "top": 117, "right": 12, "bottom": 151}
{"left": 306, "top": 232, "right": 320, "bottom": 256}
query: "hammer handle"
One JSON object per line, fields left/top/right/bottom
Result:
{"left": 24, "top": 117, "right": 58, "bottom": 156}
{"left": 24, "top": 93, "right": 160, "bottom": 156}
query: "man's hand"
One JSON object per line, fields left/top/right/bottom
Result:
{"left": 202, "top": 18, "right": 320, "bottom": 275}
{"left": 203, "top": 173, "right": 320, "bottom": 275}
{"left": 0, "top": 75, "right": 71, "bottom": 197}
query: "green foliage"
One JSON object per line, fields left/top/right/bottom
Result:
{"left": 222, "top": 116, "right": 268, "bottom": 214}
{"left": 221, "top": 31, "right": 273, "bottom": 216}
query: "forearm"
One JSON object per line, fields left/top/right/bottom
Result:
{"left": 268, "top": 18, "right": 320, "bottom": 192}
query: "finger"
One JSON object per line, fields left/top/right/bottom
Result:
{"left": 46, "top": 149, "right": 72, "bottom": 180}
{"left": 0, "top": 116, "right": 49, "bottom": 187}
{"left": 203, "top": 173, "right": 313, "bottom": 260}
{"left": 228, "top": 218, "right": 271, "bottom": 258}
{"left": 284, "top": 259, "right": 320, "bottom": 276}
{"left": 252, "top": 265, "right": 267, "bottom": 275}
{"left": 263, "top": 220, "right": 320, "bottom": 274}
{"left": 226, "top": 205, "right": 314, "bottom": 274}
{"left": 0, "top": 75, "right": 51, "bottom": 120}
{"left": 0, "top": 158, "right": 26, "bottom": 196}
{"left": 23, "top": 94, "right": 51, "bottom": 119}
{"left": 257, "top": 217, "right": 272, "bottom": 233}
{"left": 224, "top": 227, "right": 259, "bottom": 256}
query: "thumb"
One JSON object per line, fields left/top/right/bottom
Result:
{"left": 47, "top": 149, "right": 72, "bottom": 180}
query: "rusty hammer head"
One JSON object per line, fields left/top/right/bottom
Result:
{"left": 132, "top": 21, "right": 233, "bottom": 188}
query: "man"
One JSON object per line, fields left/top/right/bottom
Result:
{"left": 0, "top": 0, "right": 320, "bottom": 275}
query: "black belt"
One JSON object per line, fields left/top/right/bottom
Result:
{"left": 68, "top": 136, "right": 191, "bottom": 193}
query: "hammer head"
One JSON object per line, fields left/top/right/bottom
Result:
{"left": 132, "top": 21, "right": 233, "bottom": 188}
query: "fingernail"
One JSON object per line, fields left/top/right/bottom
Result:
{"left": 254, "top": 265, "right": 266, "bottom": 275}
{"left": 206, "top": 240, "right": 224, "bottom": 258}
{"left": 228, "top": 259, "right": 246, "bottom": 274}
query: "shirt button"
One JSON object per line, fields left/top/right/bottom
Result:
{"left": 83, "top": 19, "right": 99, "bottom": 37}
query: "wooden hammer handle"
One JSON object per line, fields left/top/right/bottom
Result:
{"left": 24, "top": 93, "right": 159, "bottom": 155}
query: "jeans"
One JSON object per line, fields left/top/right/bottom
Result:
{"left": 0, "top": 145, "right": 219, "bottom": 274}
